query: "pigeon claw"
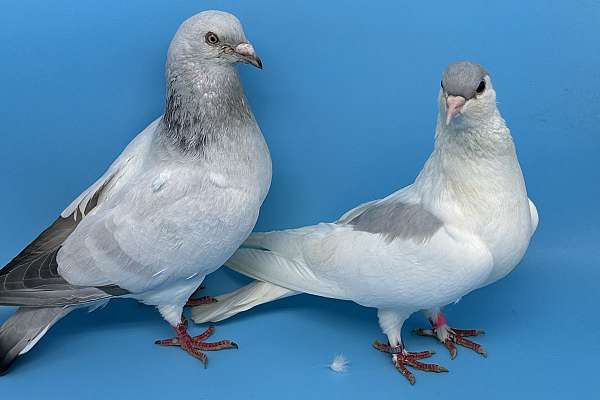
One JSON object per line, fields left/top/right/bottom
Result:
{"left": 373, "top": 340, "right": 448, "bottom": 385}
{"left": 413, "top": 325, "right": 487, "bottom": 359}
{"left": 155, "top": 322, "right": 238, "bottom": 367}
{"left": 185, "top": 286, "right": 218, "bottom": 307}
{"left": 185, "top": 295, "right": 218, "bottom": 307}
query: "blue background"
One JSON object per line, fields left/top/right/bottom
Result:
{"left": 1, "top": 0, "right": 599, "bottom": 398}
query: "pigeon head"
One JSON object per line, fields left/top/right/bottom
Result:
{"left": 168, "top": 10, "right": 262, "bottom": 70}
{"left": 439, "top": 61, "right": 496, "bottom": 126}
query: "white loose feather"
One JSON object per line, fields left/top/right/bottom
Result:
{"left": 329, "top": 354, "right": 349, "bottom": 373}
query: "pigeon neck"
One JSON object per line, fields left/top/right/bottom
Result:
{"left": 433, "top": 110, "right": 515, "bottom": 161}
{"left": 160, "top": 64, "right": 253, "bottom": 154}
{"left": 415, "top": 110, "right": 526, "bottom": 216}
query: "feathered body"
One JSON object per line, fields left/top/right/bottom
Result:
{"left": 209, "top": 97, "right": 536, "bottom": 313}
{"left": 0, "top": 10, "right": 270, "bottom": 373}
{"left": 192, "top": 62, "right": 538, "bottom": 383}
{"left": 57, "top": 63, "right": 271, "bottom": 325}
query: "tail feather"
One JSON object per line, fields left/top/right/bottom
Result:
{"left": 0, "top": 307, "right": 71, "bottom": 375}
{"left": 191, "top": 281, "right": 295, "bottom": 323}
{"left": 191, "top": 228, "right": 345, "bottom": 325}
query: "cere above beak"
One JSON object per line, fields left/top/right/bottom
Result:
{"left": 235, "top": 43, "right": 263, "bottom": 69}
{"left": 445, "top": 95, "right": 466, "bottom": 125}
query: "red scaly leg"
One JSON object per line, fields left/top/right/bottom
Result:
{"left": 412, "top": 311, "right": 487, "bottom": 359}
{"left": 155, "top": 318, "right": 238, "bottom": 367}
{"left": 373, "top": 340, "right": 448, "bottom": 385}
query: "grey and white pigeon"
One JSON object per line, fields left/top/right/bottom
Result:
{"left": 192, "top": 61, "right": 538, "bottom": 384}
{"left": 0, "top": 10, "right": 271, "bottom": 374}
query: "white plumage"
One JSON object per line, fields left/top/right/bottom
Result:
{"left": 192, "top": 61, "right": 538, "bottom": 384}
{"left": 0, "top": 10, "right": 270, "bottom": 373}
{"left": 57, "top": 114, "right": 270, "bottom": 325}
{"left": 329, "top": 354, "right": 349, "bottom": 373}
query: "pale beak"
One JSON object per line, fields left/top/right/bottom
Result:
{"left": 234, "top": 43, "right": 263, "bottom": 69}
{"left": 445, "top": 95, "right": 466, "bottom": 125}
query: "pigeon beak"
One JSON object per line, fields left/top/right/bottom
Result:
{"left": 445, "top": 95, "right": 466, "bottom": 125}
{"left": 235, "top": 43, "right": 263, "bottom": 69}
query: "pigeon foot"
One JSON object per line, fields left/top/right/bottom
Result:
{"left": 155, "top": 319, "right": 238, "bottom": 367}
{"left": 412, "top": 312, "right": 486, "bottom": 359}
{"left": 373, "top": 340, "right": 448, "bottom": 385}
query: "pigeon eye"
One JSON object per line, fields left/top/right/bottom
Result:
{"left": 205, "top": 32, "right": 220, "bottom": 45}
{"left": 440, "top": 80, "right": 444, "bottom": 89}
{"left": 476, "top": 80, "right": 486, "bottom": 94}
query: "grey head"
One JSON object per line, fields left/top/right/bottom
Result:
{"left": 162, "top": 11, "right": 263, "bottom": 153}
{"left": 440, "top": 61, "right": 496, "bottom": 125}
{"left": 168, "top": 10, "right": 262, "bottom": 70}
{"left": 441, "top": 61, "right": 488, "bottom": 100}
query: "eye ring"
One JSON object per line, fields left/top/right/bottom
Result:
{"left": 205, "top": 32, "right": 220, "bottom": 45}
{"left": 476, "top": 80, "right": 486, "bottom": 94}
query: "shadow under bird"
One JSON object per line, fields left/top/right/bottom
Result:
{"left": 192, "top": 61, "right": 539, "bottom": 385}
{"left": 0, "top": 10, "right": 271, "bottom": 374}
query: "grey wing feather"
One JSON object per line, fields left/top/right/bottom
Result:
{"left": 346, "top": 201, "right": 442, "bottom": 243}
{"left": 0, "top": 176, "right": 127, "bottom": 307}
{"left": 0, "top": 307, "right": 71, "bottom": 375}
{"left": 336, "top": 187, "right": 443, "bottom": 244}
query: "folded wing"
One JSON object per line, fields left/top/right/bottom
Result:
{"left": 0, "top": 118, "right": 160, "bottom": 307}
{"left": 227, "top": 193, "right": 493, "bottom": 309}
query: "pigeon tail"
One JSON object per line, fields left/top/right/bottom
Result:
{"left": 191, "top": 281, "right": 294, "bottom": 323}
{"left": 0, "top": 307, "right": 71, "bottom": 375}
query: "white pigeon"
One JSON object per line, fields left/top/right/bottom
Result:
{"left": 0, "top": 10, "right": 271, "bottom": 374}
{"left": 192, "top": 61, "right": 538, "bottom": 384}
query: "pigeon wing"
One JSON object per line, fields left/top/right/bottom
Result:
{"left": 0, "top": 118, "right": 160, "bottom": 306}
